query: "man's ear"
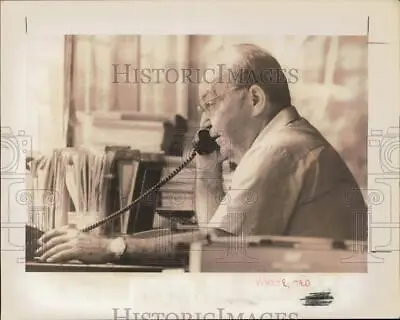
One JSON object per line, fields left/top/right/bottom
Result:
{"left": 249, "top": 85, "right": 268, "bottom": 117}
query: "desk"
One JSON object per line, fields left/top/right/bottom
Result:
{"left": 26, "top": 262, "right": 186, "bottom": 272}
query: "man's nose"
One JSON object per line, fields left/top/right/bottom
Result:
{"left": 200, "top": 114, "right": 211, "bottom": 127}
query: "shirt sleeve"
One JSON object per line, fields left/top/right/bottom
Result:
{"left": 207, "top": 145, "right": 303, "bottom": 236}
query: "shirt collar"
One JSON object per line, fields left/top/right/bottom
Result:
{"left": 252, "top": 105, "right": 301, "bottom": 146}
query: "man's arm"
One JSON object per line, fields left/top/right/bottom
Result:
{"left": 119, "top": 227, "right": 235, "bottom": 263}
{"left": 120, "top": 230, "right": 205, "bottom": 263}
{"left": 195, "top": 153, "right": 225, "bottom": 231}
{"left": 36, "top": 225, "right": 228, "bottom": 264}
{"left": 193, "top": 112, "right": 226, "bottom": 231}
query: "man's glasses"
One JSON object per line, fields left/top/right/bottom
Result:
{"left": 197, "top": 86, "right": 245, "bottom": 114}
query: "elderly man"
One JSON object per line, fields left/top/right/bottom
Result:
{"left": 36, "top": 43, "right": 367, "bottom": 264}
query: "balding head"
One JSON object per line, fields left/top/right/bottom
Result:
{"left": 202, "top": 43, "right": 292, "bottom": 110}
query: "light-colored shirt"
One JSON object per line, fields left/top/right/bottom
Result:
{"left": 208, "top": 106, "right": 367, "bottom": 241}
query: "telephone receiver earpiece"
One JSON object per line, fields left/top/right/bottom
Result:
{"left": 192, "top": 125, "right": 220, "bottom": 155}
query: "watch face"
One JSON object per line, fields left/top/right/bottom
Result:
{"left": 110, "top": 237, "right": 126, "bottom": 256}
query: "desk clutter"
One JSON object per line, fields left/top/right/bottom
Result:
{"left": 189, "top": 235, "right": 368, "bottom": 273}
{"left": 26, "top": 147, "right": 118, "bottom": 233}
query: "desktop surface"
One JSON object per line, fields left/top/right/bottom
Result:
{"left": 25, "top": 261, "right": 187, "bottom": 272}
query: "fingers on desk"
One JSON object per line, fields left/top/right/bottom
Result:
{"left": 46, "top": 249, "right": 77, "bottom": 263}
{"left": 39, "top": 243, "right": 74, "bottom": 262}
{"left": 36, "top": 235, "right": 71, "bottom": 256}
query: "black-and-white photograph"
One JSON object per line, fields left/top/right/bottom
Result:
{"left": 21, "top": 35, "right": 370, "bottom": 273}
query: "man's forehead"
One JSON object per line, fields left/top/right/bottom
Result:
{"left": 198, "top": 46, "right": 241, "bottom": 99}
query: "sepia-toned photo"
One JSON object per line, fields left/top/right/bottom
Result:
{"left": 21, "top": 35, "right": 369, "bottom": 273}
{"left": 1, "top": 2, "right": 399, "bottom": 319}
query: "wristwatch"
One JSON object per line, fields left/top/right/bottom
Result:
{"left": 107, "top": 236, "right": 127, "bottom": 263}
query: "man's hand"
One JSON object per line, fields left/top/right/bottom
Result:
{"left": 35, "top": 225, "right": 113, "bottom": 264}
{"left": 195, "top": 114, "right": 225, "bottom": 174}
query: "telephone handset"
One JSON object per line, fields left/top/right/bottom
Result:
{"left": 192, "top": 126, "right": 220, "bottom": 155}
{"left": 80, "top": 126, "right": 220, "bottom": 233}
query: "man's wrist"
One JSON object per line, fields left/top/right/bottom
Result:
{"left": 196, "top": 163, "right": 223, "bottom": 180}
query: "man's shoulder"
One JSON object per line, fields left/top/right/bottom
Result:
{"left": 253, "top": 118, "right": 329, "bottom": 161}
{"left": 234, "top": 118, "right": 337, "bottom": 182}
